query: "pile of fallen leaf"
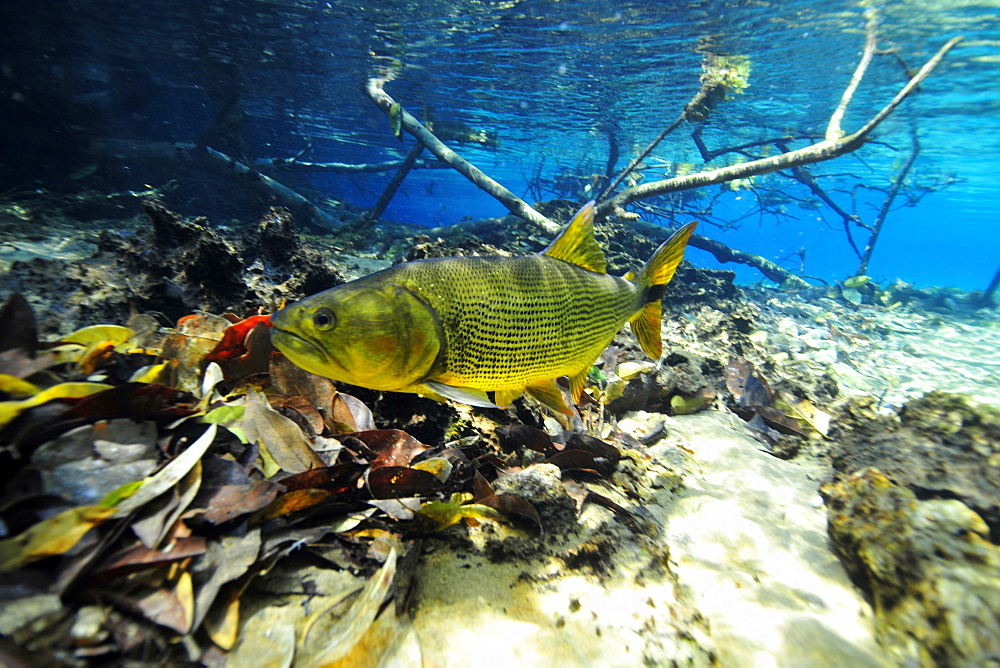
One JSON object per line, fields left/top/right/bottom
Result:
{"left": 723, "top": 356, "right": 831, "bottom": 459}
{"left": 0, "top": 293, "right": 622, "bottom": 665}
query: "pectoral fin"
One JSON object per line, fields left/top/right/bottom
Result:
{"left": 494, "top": 388, "right": 523, "bottom": 408}
{"left": 421, "top": 381, "right": 498, "bottom": 408}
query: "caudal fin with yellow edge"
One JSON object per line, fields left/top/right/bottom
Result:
{"left": 629, "top": 221, "right": 697, "bottom": 359}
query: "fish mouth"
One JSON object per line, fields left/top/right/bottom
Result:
{"left": 271, "top": 326, "right": 331, "bottom": 366}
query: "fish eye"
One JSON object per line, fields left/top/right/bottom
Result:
{"left": 313, "top": 307, "right": 336, "bottom": 331}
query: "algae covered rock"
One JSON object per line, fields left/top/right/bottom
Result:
{"left": 492, "top": 463, "right": 577, "bottom": 531}
{"left": 822, "top": 468, "right": 1000, "bottom": 666}
{"left": 830, "top": 392, "right": 1000, "bottom": 541}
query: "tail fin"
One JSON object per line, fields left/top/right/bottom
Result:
{"left": 629, "top": 221, "right": 697, "bottom": 359}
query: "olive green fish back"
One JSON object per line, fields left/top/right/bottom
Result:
{"left": 391, "top": 255, "right": 639, "bottom": 390}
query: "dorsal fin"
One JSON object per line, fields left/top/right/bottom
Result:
{"left": 540, "top": 201, "right": 607, "bottom": 274}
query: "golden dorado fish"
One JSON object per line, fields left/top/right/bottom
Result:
{"left": 271, "top": 202, "right": 696, "bottom": 414}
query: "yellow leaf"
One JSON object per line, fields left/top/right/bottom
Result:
{"left": 775, "top": 392, "right": 831, "bottom": 437}
{"left": 204, "top": 587, "right": 240, "bottom": 651}
{"left": 0, "top": 506, "right": 117, "bottom": 571}
{"left": 0, "top": 374, "right": 40, "bottom": 398}
{"left": 59, "top": 324, "right": 134, "bottom": 347}
{"left": 176, "top": 570, "right": 195, "bottom": 634}
{"left": 129, "top": 361, "right": 173, "bottom": 385}
{"left": 411, "top": 457, "right": 453, "bottom": 482}
{"left": 0, "top": 382, "right": 112, "bottom": 429}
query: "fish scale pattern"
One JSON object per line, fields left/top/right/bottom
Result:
{"left": 395, "top": 254, "right": 641, "bottom": 390}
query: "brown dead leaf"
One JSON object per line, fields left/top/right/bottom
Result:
{"left": 243, "top": 390, "right": 324, "bottom": 474}
{"left": 193, "top": 480, "right": 281, "bottom": 525}
{"left": 254, "top": 488, "right": 334, "bottom": 522}
{"left": 270, "top": 354, "right": 340, "bottom": 431}
{"left": 0, "top": 293, "right": 38, "bottom": 355}
{"left": 725, "top": 355, "right": 753, "bottom": 401}
{"left": 367, "top": 467, "right": 443, "bottom": 499}
{"left": 331, "top": 393, "right": 375, "bottom": 433}
{"left": 275, "top": 395, "right": 326, "bottom": 436}
{"left": 136, "top": 583, "right": 189, "bottom": 635}
{"left": 159, "top": 313, "right": 231, "bottom": 394}
{"left": 479, "top": 493, "right": 542, "bottom": 531}
{"left": 191, "top": 529, "right": 261, "bottom": 632}
{"left": 203, "top": 583, "right": 241, "bottom": 651}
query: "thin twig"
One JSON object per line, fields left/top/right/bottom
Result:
{"left": 596, "top": 36, "right": 962, "bottom": 222}
{"left": 827, "top": 9, "right": 880, "bottom": 141}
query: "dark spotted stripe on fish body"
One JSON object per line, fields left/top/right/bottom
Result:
{"left": 270, "top": 201, "right": 696, "bottom": 414}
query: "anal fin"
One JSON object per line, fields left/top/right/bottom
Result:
{"left": 568, "top": 367, "right": 589, "bottom": 404}
{"left": 525, "top": 379, "right": 575, "bottom": 416}
{"left": 421, "top": 381, "right": 498, "bottom": 408}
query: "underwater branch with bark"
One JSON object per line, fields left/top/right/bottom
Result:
{"left": 596, "top": 35, "right": 961, "bottom": 221}
{"left": 362, "top": 28, "right": 960, "bottom": 286}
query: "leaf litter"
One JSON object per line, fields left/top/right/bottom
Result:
{"left": 0, "top": 293, "right": 640, "bottom": 665}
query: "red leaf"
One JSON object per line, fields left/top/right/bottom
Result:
{"left": 340, "top": 429, "right": 428, "bottom": 468}
{"left": 94, "top": 537, "right": 206, "bottom": 580}
{"left": 496, "top": 424, "right": 559, "bottom": 456}
{"left": 278, "top": 463, "right": 364, "bottom": 494}
{"left": 64, "top": 383, "right": 196, "bottom": 422}
{"left": 204, "top": 315, "right": 273, "bottom": 366}
{"left": 193, "top": 481, "right": 281, "bottom": 525}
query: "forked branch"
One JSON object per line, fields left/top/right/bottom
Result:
{"left": 594, "top": 35, "right": 961, "bottom": 222}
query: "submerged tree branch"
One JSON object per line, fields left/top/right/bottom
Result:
{"left": 254, "top": 157, "right": 449, "bottom": 173}
{"left": 358, "top": 29, "right": 959, "bottom": 286}
{"left": 363, "top": 143, "right": 425, "bottom": 223}
{"left": 827, "top": 10, "right": 880, "bottom": 141}
{"left": 362, "top": 78, "right": 560, "bottom": 234}
{"left": 90, "top": 139, "right": 342, "bottom": 230}
{"left": 596, "top": 35, "right": 962, "bottom": 223}
{"left": 856, "top": 133, "right": 920, "bottom": 276}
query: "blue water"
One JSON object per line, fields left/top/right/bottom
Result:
{"left": 2, "top": 0, "right": 998, "bottom": 290}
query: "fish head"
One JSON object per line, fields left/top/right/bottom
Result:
{"left": 271, "top": 281, "right": 442, "bottom": 392}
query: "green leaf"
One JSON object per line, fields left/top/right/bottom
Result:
{"left": 100, "top": 480, "right": 145, "bottom": 508}
{"left": 202, "top": 404, "right": 245, "bottom": 426}
{"left": 415, "top": 493, "right": 502, "bottom": 531}
{"left": 389, "top": 102, "right": 403, "bottom": 139}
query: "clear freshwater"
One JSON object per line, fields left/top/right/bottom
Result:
{"left": 2, "top": 0, "right": 997, "bottom": 290}
{"left": 2, "top": 3, "right": 1000, "bottom": 665}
